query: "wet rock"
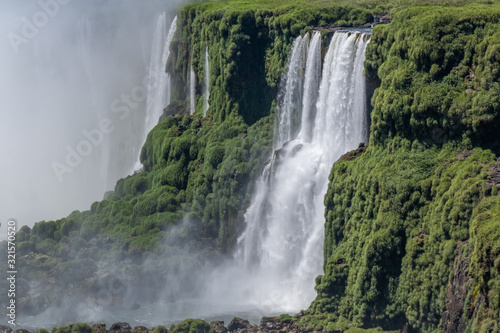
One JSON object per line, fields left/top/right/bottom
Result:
{"left": 0, "top": 326, "right": 13, "bottom": 333}
{"left": 109, "top": 322, "right": 132, "bottom": 333}
{"left": 92, "top": 324, "right": 106, "bottom": 333}
{"left": 228, "top": 317, "right": 251, "bottom": 332}
{"left": 210, "top": 321, "right": 227, "bottom": 333}
{"left": 260, "top": 317, "right": 283, "bottom": 331}
{"left": 259, "top": 317, "right": 298, "bottom": 332}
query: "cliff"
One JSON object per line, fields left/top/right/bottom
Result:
{"left": 2, "top": 1, "right": 499, "bottom": 332}
{"left": 309, "top": 4, "right": 500, "bottom": 332}
{"left": 0, "top": 0, "right": 375, "bottom": 320}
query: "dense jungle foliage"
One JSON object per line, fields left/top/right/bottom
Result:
{"left": 2, "top": 0, "right": 500, "bottom": 332}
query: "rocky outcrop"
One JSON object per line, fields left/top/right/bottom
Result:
{"left": 338, "top": 143, "right": 368, "bottom": 162}
{"left": 442, "top": 242, "right": 470, "bottom": 333}
{"left": 109, "top": 322, "right": 132, "bottom": 333}
{"left": 220, "top": 317, "right": 301, "bottom": 333}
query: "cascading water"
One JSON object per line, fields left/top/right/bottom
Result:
{"left": 190, "top": 64, "right": 196, "bottom": 115}
{"left": 237, "top": 30, "right": 370, "bottom": 312}
{"left": 204, "top": 46, "right": 210, "bottom": 116}
{"left": 137, "top": 14, "right": 177, "bottom": 170}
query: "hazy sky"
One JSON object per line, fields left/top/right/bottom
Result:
{"left": 0, "top": 0, "right": 181, "bottom": 232}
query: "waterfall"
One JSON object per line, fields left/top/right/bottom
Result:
{"left": 136, "top": 14, "right": 177, "bottom": 170}
{"left": 204, "top": 46, "right": 210, "bottom": 117}
{"left": 190, "top": 64, "right": 196, "bottom": 115}
{"left": 238, "top": 31, "right": 370, "bottom": 312}
{"left": 274, "top": 34, "right": 310, "bottom": 149}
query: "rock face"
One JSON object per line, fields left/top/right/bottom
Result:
{"left": 109, "top": 322, "right": 132, "bottom": 333}
{"left": 442, "top": 242, "right": 470, "bottom": 333}
{"left": 214, "top": 317, "right": 300, "bottom": 333}
{"left": 338, "top": 143, "right": 368, "bottom": 162}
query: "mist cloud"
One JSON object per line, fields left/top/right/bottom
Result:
{"left": 0, "top": 0, "right": 188, "bottom": 232}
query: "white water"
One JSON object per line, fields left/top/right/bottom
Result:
{"left": 190, "top": 64, "right": 196, "bottom": 115}
{"left": 203, "top": 46, "right": 210, "bottom": 116}
{"left": 237, "top": 31, "right": 370, "bottom": 312}
{"left": 136, "top": 14, "right": 177, "bottom": 170}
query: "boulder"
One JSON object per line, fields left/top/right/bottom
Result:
{"left": 109, "top": 322, "right": 132, "bottom": 333}
{"left": 227, "top": 317, "right": 251, "bottom": 332}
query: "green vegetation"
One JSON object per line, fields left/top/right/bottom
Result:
{"left": 365, "top": 4, "right": 500, "bottom": 151}
{"left": 168, "top": 0, "right": 377, "bottom": 125}
{"left": 152, "top": 325, "right": 169, "bottom": 333}
{"left": 308, "top": 3, "right": 500, "bottom": 332}
{"left": 2, "top": 0, "right": 499, "bottom": 332}
{"left": 309, "top": 144, "right": 498, "bottom": 331}
{"left": 53, "top": 324, "right": 92, "bottom": 333}
{"left": 170, "top": 319, "right": 214, "bottom": 333}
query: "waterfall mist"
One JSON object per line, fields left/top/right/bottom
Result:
{"left": 0, "top": 0, "right": 183, "bottom": 231}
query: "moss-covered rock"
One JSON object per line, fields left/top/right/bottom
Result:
{"left": 313, "top": 3, "right": 500, "bottom": 332}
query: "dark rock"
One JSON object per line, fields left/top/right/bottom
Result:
{"left": 227, "top": 317, "right": 251, "bottom": 332}
{"left": 338, "top": 143, "right": 368, "bottom": 162}
{"left": 373, "top": 13, "right": 391, "bottom": 25}
{"left": 109, "top": 322, "right": 132, "bottom": 333}
{"left": 133, "top": 326, "right": 149, "bottom": 333}
{"left": 160, "top": 101, "right": 189, "bottom": 122}
{"left": 442, "top": 241, "right": 471, "bottom": 333}
{"left": 487, "top": 159, "right": 500, "bottom": 191}
{"left": 92, "top": 324, "right": 107, "bottom": 333}
{"left": 260, "top": 317, "right": 283, "bottom": 330}
{"left": 0, "top": 327, "right": 13, "bottom": 333}
{"left": 456, "top": 150, "right": 474, "bottom": 160}
{"left": 210, "top": 321, "right": 227, "bottom": 333}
